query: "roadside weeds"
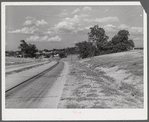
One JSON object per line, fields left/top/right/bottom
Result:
{"left": 58, "top": 51, "right": 143, "bottom": 108}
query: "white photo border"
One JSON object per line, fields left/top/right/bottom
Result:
{"left": 2, "top": 2, "right": 147, "bottom": 120}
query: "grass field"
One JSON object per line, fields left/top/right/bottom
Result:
{"left": 58, "top": 50, "right": 144, "bottom": 108}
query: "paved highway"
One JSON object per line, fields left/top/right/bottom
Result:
{"left": 5, "top": 61, "right": 68, "bottom": 108}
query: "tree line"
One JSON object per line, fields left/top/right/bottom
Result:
{"left": 6, "top": 25, "right": 135, "bottom": 59}
{"left": 18, "top": 40, "right": 38, "bottom": 58}
{"left": 75, "top": 25, "right": 135, "bottom": 59}
{"left": 6, "top": 40, "right": 77, "bottom": 58}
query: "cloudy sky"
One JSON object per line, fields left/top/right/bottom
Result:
{"left": 6, "top": 5, "right": 143, "bottom": 51}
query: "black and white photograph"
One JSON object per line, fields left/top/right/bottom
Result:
{"left": 2, "top": 1, "right": 147, "bottom": 120}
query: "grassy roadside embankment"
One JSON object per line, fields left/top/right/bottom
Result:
{"left": 58, "top": 50, "right": 143, "bottom": 108}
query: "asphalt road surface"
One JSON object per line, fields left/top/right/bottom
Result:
{"left": 6, "top": 61, "right": 65, "bottom": 108}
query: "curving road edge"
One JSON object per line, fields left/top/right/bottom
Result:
{"left": 37, "top": 61, "right": 69, "bottom": 108}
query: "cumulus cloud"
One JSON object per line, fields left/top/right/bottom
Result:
{"left": 55, "top": 21, "right": 75, "bottom": 32}
{"left": 104, "top": 24, "right": 116, "bottom": 28}
{"left": 62, "top": 15, "right": 80, "bottom": 24}
{"left": 104, "top": 24, "right": 117, "bottom": 32}
{"left": 26, "top": 35, "right": 40, "bottom": 41}
{"left": 130, "top": 27, "right": 143, "bottom": 34}
{"left": 36, "top": 19, "right": 48, "bottom": 26}
{"left": 48, "top": 35, "right": 61, "bottom": 42}
{"left": 84, "top": 25, "right": 92, "bottom": 30}
{"left": 117, "top": 24, "right": 143, "bottom": 35}
{"left": 104, "top": 27, "right": 116, "bottom": 32}
{"left": 53, "top": 15, "right": 118, "bottom": 35}
{"left": 52, "top": 9, "right": 91, "bottom": 34}
{"left": 72, "top": 8, "right": 80, "bottom": 14}
{"left": 8, "top": 17, "right": 48, "bottom": 34}
{"left": 118, "top": 24, "right": 143, "bottom": 36}
{"left": 73, "top": 25, "right": 92, "bottom": 34}
{"left": 55, "top": 13, "right": 90, "bottom": 33}
{"left": 118, "top": 24, "right": 129, "bottom": 29}
{"left": 26, "top": 35, "right": 61, "bottom": 42}
{"left": 41, "top": 35, "right": 48, "bottom": 41}
{"left": 8, "top": 26, "right": 39, "bottom": 34}
{"left": 44, "top": 29, "right": 57, "bottom": 35}
{"left": 54, "top": 14, "right": 83, "bottom": 33}
{"left": 118, "top": 25, "right": 143, "bottom": 35}
{"left": 23, "top": 17, "right": 48, "bottom": 26}
{"left": 23, "top": 20, "right": 34, "bottom": 26}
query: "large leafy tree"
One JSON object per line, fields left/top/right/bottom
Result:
{"left": 18, "top": 40, "right": 38, "bottom": 58}
{"left": 76, "top": 25, "right": 109, "bottom": 59}
{"left": 75, "top": 41, "right": 95, "bottom": 59}
{"left": 88, "top": 25, "right": 109, "bottom": 49}
{"left": 111, "top": 30, "right": 135, "bottom": 52}
{"left": 76, "top": 26, "right": 135, "bottom": 59}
